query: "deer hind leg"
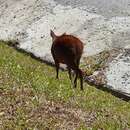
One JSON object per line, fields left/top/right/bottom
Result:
{"left": 67, "top": 67, "right": 72, "bottom": 81}
{"left": 56, "top": 62, "right": 59, "bottom": 79}
{"left": 74, "top": 69, "right": 78, "bottom": 88}
{"left": 78, "top": 68, "right": 83, "bottom": 90}
{"left": 73, "top": 62, "right": 79, "bottom": 88}
{"left": 73, "top": 59, "right": 83, "bottom": 90}
{"left": 73, "top": 68, "right": 83, "bottom": 90}
{"left": 54, "top": 59, "right": 59, "bottom": 79}
{"left": 76, "top": 58, "right": 83, "bottom": 90}
{"left": 73, "top": 58, "right": 80, "bottom": 88}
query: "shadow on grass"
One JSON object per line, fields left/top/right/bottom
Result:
{"left": 1, "top": 40, "right": 65, "bottom": 70}
{"left": 2, "top": 40, "right": 130, "bottom": 102}
{"left": 86, "top": 79, "right": 130, "bottom": 102}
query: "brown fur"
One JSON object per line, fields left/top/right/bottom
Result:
{"left": 50, "top": 30, "right": 84, "bottom": 90}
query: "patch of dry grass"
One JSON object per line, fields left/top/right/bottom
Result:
{"left": 0, "top": 87, "right": 96, "bottom": 130}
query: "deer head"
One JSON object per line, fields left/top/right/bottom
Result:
{"left": 50, "top": 30, "right": 57, "bottom": 42}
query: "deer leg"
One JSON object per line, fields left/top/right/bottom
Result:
{"left": 74, "top": 69, "right": 78, "bottom": 88}
{"left": 56, "top": 64, "right": 59, "bottom": 79}
{"left": 76, "top": 59, "right": 83, "bottom": 90}
{"left": 67, "top": 67, "right": 72, "bottom": 81}
{"left": 54, "top": 61, "right": 59, "bottom": 79}
{"left": 72, "top": 59, "right": 79, "bottom": 88}
{"left": 78, "top": 68, "right": 83, "bottom": 90}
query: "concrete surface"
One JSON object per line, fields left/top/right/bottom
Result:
{"left": 105, "top": 49, "right": 130, "bottom": 97}
{"left": 0, "top": 0, "right": 130, "bottom": 97}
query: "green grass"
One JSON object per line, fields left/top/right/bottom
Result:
{"left": 0, "top": 42, "right": 130, "bottom": 130}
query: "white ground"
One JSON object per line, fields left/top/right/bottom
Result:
{"left": 105, "top": 51, "right": 130, "bottom": 96}
{"left": 0, "top": 0, "right": 130, "bottom": 96}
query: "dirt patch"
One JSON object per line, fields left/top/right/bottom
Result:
{"left": 0, "top": 87, "right": 97, "bottom": 130}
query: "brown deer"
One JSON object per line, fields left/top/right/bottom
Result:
{"left": 50, "top": 30, "right": 84, "bottom": 90}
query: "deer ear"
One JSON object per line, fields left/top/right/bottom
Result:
{"left": 50, "top": 30, "right": 56, "bottom": 40}
{"left": 63, "top": 32, "right": 66, "bottom": 35}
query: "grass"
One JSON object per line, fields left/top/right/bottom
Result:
{"left": 0, "top": 42, "right": 130, "bottom": 130}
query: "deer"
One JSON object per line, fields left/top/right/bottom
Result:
{"left": 50, "top": 30, "right": 84, "bottom": 90}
